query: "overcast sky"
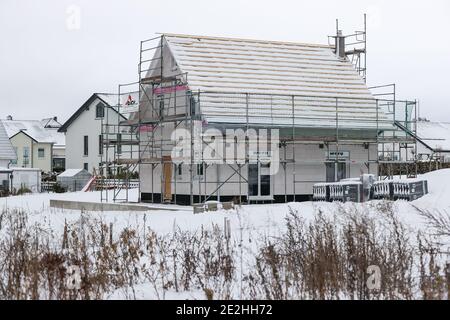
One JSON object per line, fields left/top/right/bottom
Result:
{"left": 1, "top": 0, "right": 449, "bottom": 123}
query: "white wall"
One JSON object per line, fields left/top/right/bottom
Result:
{"left": 140, "top": 140, "right": 378, "bottom": 198}
{"left": 65, "top": 97, "right": 135, "bottom": 174}
{"left": 10, "top": 132, "right": 53, "bottom": 172}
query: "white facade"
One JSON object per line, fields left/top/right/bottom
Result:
{"left": 137, "top": 34, "right": 389, "bottom": 204}
{"left": 61, "top": 94, "right": 136, "bottom": 174}
{"left": 2, "top": 119, "right": 64, "bottom": 173}
{"left": 11, "top": 168, "right": 41, "bottom": 193}
{"left": 140, "top": 139, "right": 377, "bottom": 203}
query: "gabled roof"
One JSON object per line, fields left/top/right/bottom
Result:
{"left": 41, "top": 117, "right": 62, "bottom": 129}
{"left": 2, "top": 119, "right": 65, "bottom": 146}
{"left": 58, "top": 93, "right": 130, "bottom": 133}
{"left": 163, "top": 33, "right": 372, "bottom": 98}
{"left": 0, "top": 121, "right": 16, "bottom": 161}
{"left": 58, "top": 168, "right": 89, "bottom": 177}
{"left": 145, "top": 33, "right": 389, "bottom": 130}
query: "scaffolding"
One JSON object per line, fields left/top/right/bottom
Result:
{"left": 100, "top": 28, "right": 419, "bottom": 205}
{"left": 99, "top": 82, "right": 140, "bottom": 203}
{"left": 329, "top": 14, "right": 367, "bottom": 82}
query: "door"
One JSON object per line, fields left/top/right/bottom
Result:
{"left": 162, "top": 156, "right": 172, "bottom": 202}
{"left": 248, "top": 162, "right": 272, "bottom": 200}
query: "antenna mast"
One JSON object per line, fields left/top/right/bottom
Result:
{"left": 330, "top": 14, "right": 367, "bottom": 82}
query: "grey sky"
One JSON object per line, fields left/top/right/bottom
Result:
{"left": 1, "top": 0, "right": 449, "bottom": 123}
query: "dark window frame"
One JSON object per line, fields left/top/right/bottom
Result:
{"left": 99, "top": 135, "right": 103, "bottom": 155}
{"left": 83, "top": 135, "right": 89, "bottom": 156}
{"left": 96, "top": 103, "right": 105, "bottom": 118}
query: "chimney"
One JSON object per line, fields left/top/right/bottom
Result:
{"left": 335, "top": 30, "right": 346, "bottom": 59}
{"left": 6, "top": 115, "right": 12, "bottom": 120}
{"left": 53, "top": 116, "right": 58, "bottom": 122}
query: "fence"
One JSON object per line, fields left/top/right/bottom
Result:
{"left": 41, "top": 182, "right": 56, "bottom": 193}
{"left": 95, "top": 179, "right": 139, "bottom": 190}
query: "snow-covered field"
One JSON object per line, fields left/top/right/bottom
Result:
{"left": 2, "top": 169, "right": 449, "bottom": 237}
{"left": 1, "top": 170, "right": 450, "bottom": 300}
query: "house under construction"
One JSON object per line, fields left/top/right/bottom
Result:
{"left": 101, "top": 20, "right": 418, "bottom": 205}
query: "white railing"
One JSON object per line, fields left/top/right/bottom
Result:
{"left": 95, "top": 179, "right": 139, "bottom": 190}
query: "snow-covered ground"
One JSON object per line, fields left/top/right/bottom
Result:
{"left": 1, "top": 169, "right": 449, "bottom": 237}
{"left": 1, "top": 170, "right": 449, "bottom": 300}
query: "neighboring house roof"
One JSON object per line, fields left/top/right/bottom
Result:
{"left": 2, "top": 119, "right": 65, "bottom": 147}
{"left": 147, "top": 33, "right": 389, "bottom": 130}
{"left": 417, "top": 121, "right": 450, "bottom": 153}
{"left": 58, "top": 93, "right": 130, "bottom": 133}
{"left": 41, "top": 117, "right": 62, "bottom": 129}
{"left": 0, "top": 120, "right": 16, "bottom": 161}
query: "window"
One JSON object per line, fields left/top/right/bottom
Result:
{"left": 83, "top": 136, "right": 88, "bottom": 156}
{"left": 99, "top": 135, "right": 103, "bottom": 155}
{"left": 96, "top": 103, "right": 105, "bottom": 118}
{"left": 248, "top": 162, "right": 272, "bottom": 199}
{"left": 196, "top": 163, "right": 204, "bottom": 176}
{"left": 11, "top": 147, "right": 18, "bottom": 165}
{"left": 158, "top": 96, "right": 164, "bottom": 117}
{"left": 38, "top": 148, "right": 45, "bottom": 158}
{"left": 53, "top": 158, "right": 66, "bottom": 172}
{"left": 175, "top": 164, "right": 183, "bottom": 177}
{"left": 326, "top": 151, "right": 350, "bottom": 183}
{"left": 116, "top": 133, "right": 122, "bottom": 154}
{"left": 326, "top": 162, "right": 347, "bottom": 183}
{"left": 23, "top": 147, "right": 30, "bottom": 167}
{"left": 83, "top": 163, "right": 88, "bottom": 171}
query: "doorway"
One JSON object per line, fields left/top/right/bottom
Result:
{"left": 162, "top": 156, "right": 172, "bottom": 202}
{"left": 248, "top": 162, "right": 272, "bottom": 201}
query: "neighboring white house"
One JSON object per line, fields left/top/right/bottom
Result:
{"left": 59, "top": 93, "right": 137, "bottom": 175}
{"left": 0, "top": 120, "right": 17, "bottom": 192}
{"left": 2, "top": 117, "right": 66, "bottom": 173}
{"left": 41, "top": 117, "right": 66, "bottom": 172}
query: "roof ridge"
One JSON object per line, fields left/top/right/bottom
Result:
{"left": 160, "top": 33, "right": 332, "bottom": 48}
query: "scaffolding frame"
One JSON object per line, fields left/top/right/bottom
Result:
{"left": 329, "top": 14, "right": 367, "bottom": 82}
{"left": 99, "top": 81, "right": 140, "bottom": 203}
{"left": 100, "top": 32, "right": 419, "bottom": 205}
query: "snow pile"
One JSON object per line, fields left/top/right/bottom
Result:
{"left": 412, "top": 169, "right": 450, "bottom": 210}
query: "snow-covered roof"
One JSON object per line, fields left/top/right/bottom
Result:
{"left": 41, "top": 117, "right": 62, "bottom": 129}
{"left": 149, "top": 34, "right": 390, "bottom": 129}
{"left": 59, "top": 93, "right": 137, "bottom": 133}
{"left": 2, "top": 119, "right": 65, "bottom": 147}
{"left": 0, "top": 121, "right": 17, "bottom": 161}
{"left": 417, "top": 121, "right": 450, "bottom": 152}
{"left": 58, "top": 169, "right": 88, "bottom": 177}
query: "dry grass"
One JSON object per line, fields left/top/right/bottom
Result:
{"left": 0, "top": 203, "right": 449, "bottom": 300}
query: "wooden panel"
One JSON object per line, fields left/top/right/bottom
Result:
{"left": 163, "top": 156, "right": 172, "bottom": 201}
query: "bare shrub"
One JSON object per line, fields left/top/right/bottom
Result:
{"left": 0, "top": 203, "right": 448, "bottom": 300}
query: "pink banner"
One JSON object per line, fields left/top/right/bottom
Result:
{"left": 139, "top": 125, "right": 155, "bottom": 133}
{"left": 153, "top": 85, "right": 189, "bottom": 95}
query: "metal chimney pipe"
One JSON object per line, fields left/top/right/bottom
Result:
{"left": 335, "top": 30, "right": 346, "bottom": 59}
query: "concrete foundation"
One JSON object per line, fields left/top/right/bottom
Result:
{"left": 49, "top": 199, "right": 178, "bottom": 212}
